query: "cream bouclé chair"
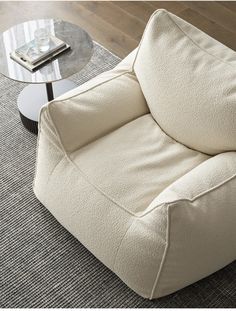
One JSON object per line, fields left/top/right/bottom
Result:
{"left": 34, "top": 9, "right": 236, "bottom": 299}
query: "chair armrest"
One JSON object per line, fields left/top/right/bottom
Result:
{"left": 141, "top": 152, "right": 236, "bottom": 298}
{"left": 39, "top": 51, "right": 148, "bottom": 154}
{"left": 147, "top": 152, "right": 236, "bottom": 210}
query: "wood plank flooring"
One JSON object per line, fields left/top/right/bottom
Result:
{"left": 0, "top": 1, "right": 236, "bottom": 58}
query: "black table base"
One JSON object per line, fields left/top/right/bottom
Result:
{"left": 19, "top": 82, "right": 54, "bottom": 135}
{"left": 19, "top": 111, "right": 39, "bottom": 134}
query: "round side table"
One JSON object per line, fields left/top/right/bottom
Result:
{"left": 0, "top": 19, "right": 93, "bottom": 134}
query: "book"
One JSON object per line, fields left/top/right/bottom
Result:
{"left": 10, "top": 44, "right": 70, "bottom": 72}
{"left": 12, "top": 35, "right": 67, "bottom": 65}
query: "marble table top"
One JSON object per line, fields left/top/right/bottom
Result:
{"left": 0, "top": 19, "right": 93, "bottom": 83}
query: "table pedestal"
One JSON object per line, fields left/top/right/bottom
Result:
{"left": 17, "top": 79, "right": 77, "bottom": 134}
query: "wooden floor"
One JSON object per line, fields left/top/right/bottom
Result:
{"left": 0, "top": 1, "right": 236, "bottom": 58}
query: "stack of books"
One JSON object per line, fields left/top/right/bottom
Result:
{"left": 10, "top": 35, "right": 70, "bottom": 72}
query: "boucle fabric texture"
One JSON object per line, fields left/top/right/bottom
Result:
{"left": 34, "top": 10, "right": 236, "bottom": 299}
{"left": 1, "top": 38, "right": 236, "bottom": 309}
{"left": 134, "top": 10, "right": 236, "bottom": 155}
{"left": 72, "top": 114, "right": 209, "bottom": 214}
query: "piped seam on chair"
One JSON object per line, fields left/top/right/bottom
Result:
{"left": 33, "top": 107, "right": 65, "bottom": 191}
{"left": 69, "top": 111, "right": 149, "bottom": 153}
{"left": 149, "top": 177, "right": 236, "bottom": 298}
{"left": 32, "top": 116, "right": 43, "bottom": 191}
{"left": 66, "top": 154, "right": 137, "bottom": 217}
{"left": 149, "top": 114, "right": 212, "bottom": 156}
{"left": 166, "top": 12, "right": 236, "bottom": 68}
{"left": 49, "top": 70, "right": 133, "bottom": 104}
{"left": 47, "top": 70, "right": 138, "bottom": 154}
{"left": 36, "top": 105, "right": 68, "bottom": 200}
{"left": 32, "top": 137, "right": 65, "bottom": 194}
{"left": 62, "top": 151, "right": 236, "bottom": 219}
{"left": 112, "top": 217, "right": 136, "bottom": 271}
{"left": 46, "top": 71, "right": 133, "bottom": 152}
{"left": 42, "top": 156, "right": 66, "bottom": 206}
{"left": 150, "top": 203, "right": 170, "bottom": 299}
{"left": 39, "top": 105, "right": 67, "bottom": 156}
{"left": 144, "top": 171, "right": 236, "bottom": 217}
{"left": 131, "top": 9, "right": 214, "bottom": 157}
{"left": 46, "top": 133, "right": 236, "bottom": 220}
{"left": 132, "top": 9, "right": 164, "bottom": 71}
{"left": 133, "top": 8, "right": 236, "bottom": 72}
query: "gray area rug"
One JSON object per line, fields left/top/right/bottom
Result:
{"left": 0, "top": 42, "right": 235, "bottom": 308}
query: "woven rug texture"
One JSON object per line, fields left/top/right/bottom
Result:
{"left": 0, "top": 42, "right": 235, "bottom": 308}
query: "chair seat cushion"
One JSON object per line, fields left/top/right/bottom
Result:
{"left": 71, "top": 114, "right": 209, "bottom": 214}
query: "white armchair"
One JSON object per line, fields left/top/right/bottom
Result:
{"left": 34, "top": 9, "right": 236, "bottom": 299}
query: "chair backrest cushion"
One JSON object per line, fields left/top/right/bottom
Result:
{"left": 134, "top": 9, "right": 236, "bottom": 155}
